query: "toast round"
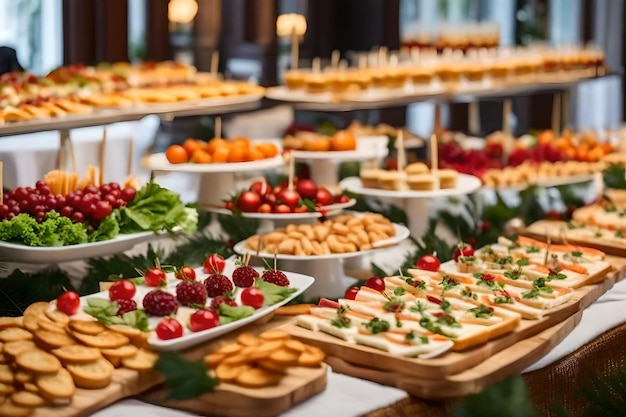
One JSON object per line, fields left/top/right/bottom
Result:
{"left": 16, "top": 349, "right": 61, "bottom": 375}
{"left": 67, "top": 358, "right": 114, "bottom": 389}
{"left": 11, "top": 390, "right": 46, "bottom": 408}
{"left": 52, "top": 345, "right": 102, "bottom": 364}
{"left": 0, "top": 399, "right": 31, "bottom": 417}
{"left": 33, "top": 329, "right": 76, "bottom": 350}
{"left": 0, "top": 317, "right": 24, "bottom": 330}
{"left": 120, "top": 348, "right": 158, "bottom": 371}
{"left": 0, "top": 328, "right": 33, "bottom": 343}
{"left": 23, "top": 302, "right": 50, "bottom": 318}
{"left": 36, "top": 368, "right": 75, "bottom": 400}
{"left": 72, "top": 331, "right": 129, "bottom": 349}
{"left": 68, "top": 320, "right": 106, "bottom": 336}
{"left": 3, "top": 341, "right": 37, "bottom": 361}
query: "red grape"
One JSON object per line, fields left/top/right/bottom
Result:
{"left": 121, "top": 187, "right": 136, "bottom": 202}
{"left": 417, "top": 255, "right": 441, "bottom": 271}
{"left": 56, "top": 291, "right": 80, "bottom": 315}
{"left": 240, "top": 287, "right": 265, "bottom": 309}
{"left": 92, "top": 201, "right": 112, "bottom": 220}
{"left": 71, "top": 212, "right": 85, "bottom": 223}
{"left": 365, "top": 277, "right": 385, "bottom": 292}
{"left": 189, "top": 310, "right": 219, "bottom": 332}
{"left": 109, "top": 279, "right": 137, "bottom": 301}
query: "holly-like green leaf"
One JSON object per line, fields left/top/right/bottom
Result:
{"left": 218, "top": 304, "right": 254, "bottom": 325}
{"left": 154, "top": 352, "right": 219, "bottom": 400}
{"left": 255, "top": 279, "right": 298, "bottom": 306}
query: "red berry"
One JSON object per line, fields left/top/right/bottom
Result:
{"left": 417, "top": 255, "right": 441, "bottom": 272}
{"left": 261, "top": 269, "right": 290, "bottom": 287}
{"left": 344, "top": 287, "right": 359, "bottom": 300}
{"left": 56, "top": 291, "right": 80, "bottom": 315}
{"left": 144, "top": 266, "right": 167, "bottom": 287}
{"left": 365, "top": 277, "right": 385, "bottom": 292}
{"left": 453, "top": 243, "right": 475, "bottom": 262}
{"left": 189, "top": 309, "right": 220, "bottom": 332}
{"left": 203, "top": 253, "right": 226, "bottom": 275}
{"left": 115, "top": 299, "right": 138, "bottom": 315}
{"left": 142, "top": 290, "right": 178, "bottom": 316}
{"left": 210, "top": 295, "right": 237, "bottom": 311}
{"left": 277, "top": 189, "right": 301, "bottom": 209}
{"left": 176, "top": 280, "right": 208, "bottom": 307}
{"left": 237, "top": 191, "right": 262, "bottom": 212}
{"left": 121, "top": 187, "right": 137, "bottom": 202}
{"left": 295, "top": 179, "right": 318, "bottom": 200}
{"left": 315, "top": 187, "right": 333, "bottom": 206}
{"left": 156, "top": 318, "right": 184, "bottom": 340}
{"left": 232, "top": 265, "right": 259, "bottom": 288}
{"left": 240, "top": 287, "right": 265, "bottom": 309}
{"left": 109, "top": 279, "right": 136, "bottom": 301}
{"left": 203, "top": 274, "right": 234, "bottom": 297}
{"left": 175, "top": 266, "right": 196, "bottom": 281}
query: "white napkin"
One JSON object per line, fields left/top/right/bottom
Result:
{"left": 524, "top": 278, "right": 626, "bottom": 372}
{"left": 91, "top": 370, "right": 408, "bottom": 417}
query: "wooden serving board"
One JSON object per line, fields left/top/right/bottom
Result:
{"left": 325, "top": 309, "right": 583, "bottom": 399}
{"left": 282, "top": 257, "right": 626, "bottom": 380}
{"left": 139, "top": 315, "right": 328, "bottom": 417}
{"left": 523, "top": 220, "right": 626, "bottom": 257}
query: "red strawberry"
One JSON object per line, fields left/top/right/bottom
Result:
{"left": 142, "top": 290, "right": 178, "bottom": 316}
{"left": 115, "top": 299, "right": 137, "bottom": 316}
{"left": 261, "top": 269, "right": 290, "bottom": 287}
{"left": 203, "top": 274, "right": 234, "bottom": 297}
{"left": 232, "top": 265, "right": 259, "bottom": 288}
{"left": 210, "top": 295, "right": 237, "bottom": 311}
{"left": 176, "top": 280, "right": 208, "bottom": 307}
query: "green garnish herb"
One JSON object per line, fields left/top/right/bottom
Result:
{"left": 383, "top": 297, "right": 405, "bottom": 313}
{"left": 406, "top": 278, "right": 426, "bottom": 291}
{"left": 460, "top": 287, "right": 478, "bottom": 300}
{"left": 526, "top": 245, "right": 540, "bottom": 254}
{"left": 503, "top": 269, "right": 522, "bottom": 280}
{"left": 330, "top": 307, "right": 352, "bottom": 328}
{"left": 467, "top": 304, "right": 494, "bottom": 319}
{"left": 615, "top": 230, "right": 625, "bottom": 238}
{"left": 476, "top": 273, "right": 504, "bottom": 289}
{"left": 440, "top": 299, "right": 452, "bottom": 313}
{"left": 570, "top": 251, "right": 583, "bottom": 257}
{"left": 494, "top": 290, "right": 514, "bottom": 304}
{"left": 363, "top": 318, "right": 390, "bottom": 334}
{"left": 410, "top": 300, "right": 426, "bottom": 314}
{"left": 419, "top": 317, "right": 457, "bottom": 339}
{"left": 497, "top": 256, "right": 514, "bottom": 265}
{"left": 516, "top": 258, "right": 530, "bottom": 266}
{"left": 521, "top": 288, "right": 540, "bottom": 299}
{"left": 393, "top": 287, "right": 406, "bottom": 296}
{"left": 439, "top": 275, "right": 459, "bottom": 292}
{"left": 434, "top": 312, "right": 461, "bottom": 328}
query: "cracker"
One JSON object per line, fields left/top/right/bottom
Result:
{"left": 236, "top": 367, "right": 282, "bottom": 388}
{"left": 215, "top": 363, "right": 250, "bottom": 382}
{"left": 14, "top": 371, "right": 32, "bottom": 385}
{"left": 16, "top": 350, "right": 61, "bottom": 375}
{"left": 36, "top": 320, "right": 66, "bottom": 334}
{"left": 67, "top": 358, "right": 114, "bottom": 389}
{"left": 204, "top": 352, "right": 226, "bottom": 367}
{"left": 68, "top": 320, "right": 106, "bottom": 336}
{"left": 258, "top": 329, "right": 289, "bottom": 341}
{"left": 0, "top": 399, "right": 31, "bottom": 417}
{"left": 101, "top": 344, "right": 138, "bottom": 367}
{"left": 236, "top": 332, "right": 260, "bottom": 347}
{"left": 105, "top": 325, "right": 149, "bottom": 348}
{"left": 269, "top": 348, "right": 300, "bottom": 365}
{"left": 23, "top": 302, "right": 49, "bottom": 318}
{"left": 0, "top": 317, "right": 24, "bottom": 330}
{"left": 256, "top": 359, "right": 288, "bottom": 373}
{"left": 11, "top": 391, "right": 45, "bottom": 408}
{"left": 44, "top": 309, "right": 70, "bottom": 326}
{"left": 0, "top": 329, "right": 33, "bottom": 343}
{"left": 52, "top": 345, "right": 102, "bottom": 364}
{"left": 222, "top": 354, "right": 251, "bottom": 366}
{"left": 246, "top": 340, "right": 284, "bottom": 361}
{"left": 216, "top": 343, "right": 242, "bottom": 356}
{"left": 0, "top": 353, "right": 6, "bottom": 365}
{"left": 0, "top": 364, "right": 14, "bottom": 385}
{"left": 275, "top": 304, "right": 314, "bottom": 316}
{"left": 284, "top": 339, "right": 307, "bottom": 353}
{"left": 22, "top": 384, "right": 38, "bottom": 394}
{"left": 72, "top": 331, "right": 129, "bottom": 349}
{"left": 3, "top": 342, "right": 36, "bottom": 361}
{"left": 33, "top": 330, "right": 76, "bottom": 350}
{"left": 297, "top": 346, "right": 325, "bottom": 367}
{"left": 36, "top": 368, "right": 75, "bottom": 400}
{"left": 22, "top": 317, "right": 39, "bottom": 333}
{"left": 0, "top": 382, "right": 15, "bottom": 395}
{"left": 121, "top": 348, "right": 158, "bottom": 371}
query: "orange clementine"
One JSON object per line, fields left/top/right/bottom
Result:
{"left": 182, "top": 138, "right": 206, "bottom": 158}
{"left": 191, "top": 149, "right": 213, "bottom": 164}
{"left": 304, "top": 137, "right": 332, "bottom": 152}
{"left": 230, "top": 137, "right": 251, "bottom": 149}
{"left": 165, "top": 145, "right": 189, "bottom": 164}
{"left": 246, "top": 146, "right": 266, "bottom": 161}
{"left": 227, "top": 146, "right": 248, "bottom": 163}
{"left": 256, "top": 142, "right": 279, "bottom": 158}
{"left": 330, "top": 131, "right": 356, "bottom": 151}
{"left": 206, "top": 138, "right": 229, "bottom": 154}
{"left": 212, "top": 146, "right": 230, "bottom": 163}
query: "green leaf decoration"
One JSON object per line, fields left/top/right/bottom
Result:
{"left": 603, "top": 163, "right": 626, "bottom": 189}
{"left": 217, "top": 214, "right": 259, "bottom": 245}
{"left": 0, "top": 268, "right": 73, "bottom": 317}
{"left": 452, "top": 375, "right": 539, "bottom": 417}
{"left": 255, "top": 279, "right": 298, "bottom": 306}
{"left": 580, "top": 370, "right": 626, "bottom": 417}
{"left": 154, "top": 352, "right": 219, "bottom": 400}
{"left": 218, "top": 303, "right": 254, "bottom": 325}
{"left": 164, "top": 232, "right": 233, "bottom": 268}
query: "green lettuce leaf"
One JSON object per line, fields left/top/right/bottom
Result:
{"left": 88, "top": 215, "right": 120, "bottom": 242}
{"left": 217, "top": 304, "right": 254, "bottom": 325}
{"left": 255, "top": 279, "right": 298, "bottom": 306}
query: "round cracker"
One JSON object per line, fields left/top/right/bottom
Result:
{"left": 3, "top": 341, "right": 36, "bottom": 361}
{"left": 0, "top": 317, "right": 24, "bottom": 330}
{"left": 33, "top": 330, "right": 76, "bottom": 350}
{"left": 11, "top": 391, "right": 45, "bottom": 408}
{"left": 0, "top": 364, "right": 14, "bottom": 384}
{"left": 0, "top": 352, "right": 7, "bottom": 365}
{"left": 72, "top": 331, "right": 129, "bottom": 349}
{"left": 121, "top": 348, "right": 158, "bottom": 371}
{"left": 52, "top": 345, "right": 102, "bottom": 364}
{"left": 36, "top": 320, "right": 66, "bottom": 334}
{"left": 14, "top": 371, "right": 32, "bottom": 385}
{"left": 16, "top": 350, "right": 61, "bottom": 375}
{"left": 0, "top": 382, "right": 15, "bottom": 395}
{"left": 0, "top": 399, "right": 31, "bottom": 417}
{"left": 100, "top": 344, "right": 138, "bottom": 359}
{"left": 216, "top": 343, "right": 242, "bottom": 356}
{"left": 44, "top": 309, "right": 69, "bottom": 326}
{"left": 22, "top": 316, "right": 39, "bottom": 333}
{"left": 0, "top": 328, "right": 33, "bottom": 343}
{"left": 36, "top": 368, "right": 75, "bottom": 400}
{"left": 297, "top": 346, "right": 325, "bottom": 367}
{"left": 23, "top": 302, "right": 50, "bottom": 318}
{"left": 68, "top": 320, "right": 106, "bottom": 336}
{"left": 258, "top": 329, "right": 289, "bottom": 341}
{"left": 22, "top": 383, "right": 38, "bottom": 394}
{"left": 236, "top": 367, "right": 282, "bottom": 388}
{"left": 215, "top": 363, "right": 250, "bottom": 382}
{"left": 67, "top": 358, "right": 114, "bottom": 389}
{"left": 236, "top": 332, "right": 260, "bottom": 347}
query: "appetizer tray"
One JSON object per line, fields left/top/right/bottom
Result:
{"left": 0, "top": 232, "right": 155, "bottom": 264}
{"left": 523, "top": 220, "right": 626, "bottom": 257}
{"left": 281, "top": 255, "right": 626, "bottom": 399}
{"left": 205, "top": 199, "right": 357, "bottom": 220}
{"left": 144, "top": 153, "right": 285, "bottom": 174}
{"left": 340, "top": 174, "right": 482, "bottom": 199}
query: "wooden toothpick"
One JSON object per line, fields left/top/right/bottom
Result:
{"left": 0, "top": 161, "right": 3, "bottom": 205}
{"left": 99, "top": 127, "right": 107, "bottom": 186}
{"left": 214, "top": 117, "right": 222, "bottom": 139}
{"left": 430, "top": 133, "right": 438, "bottom": 172}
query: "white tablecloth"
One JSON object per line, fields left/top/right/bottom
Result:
{"left": 0, "top": 116, "right": 159, "bottom": 189}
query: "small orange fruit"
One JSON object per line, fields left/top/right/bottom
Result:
{"left": 230, "top": 137, "right": 251, "bottom": 150}
{"left": 206, "top": 138, "right": 229, "bottom": 154}
{"left": 256, "top": 142, "right": 279, "bottom": 158}
{"left": 330, "top": 131, "right": 357, "bottom": 151}
{"left": 182, "top": 138, "right": 206, "bottom": 158}
{"left": 165, "top": 144, "right": 189, "bottom": 164}
{"left": 191, "top": 149, "right": 213, "bottom": 164}
{"left": 212, "top": 146, "right": 230, "bottom": 163}
{"left": 246, "top": 146, "right": 266, "bottom": 161}
{"left": 227, "top": 146, "right": 248, "bottom": 163}
{"left": 304, "top": 137, "right": 332, "bottom": 152}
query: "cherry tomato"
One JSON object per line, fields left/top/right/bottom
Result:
{"left": 109, "top": 279, "right": 136, "bottom": 301}
{"left": 92, "top": 200, "right": 112, "bottom": 221}
{"left": 295, "top": 179, "right": 318, "bottom": 200}
{"left": 56, "top": 291, "right": 80, "bottom": 315}
{"left": 144, "top": 266, "right": 167, "bottom": 287}
{"left": 121, "top": 187, "right": 137, "bottom": 203}
{"left": 417, "top": 254, "right": 441, "bottom": 272}
{"left": 277, "top": 189, "right": 301, "bottom": 209}
{"left": 258, "top": 203, "right": 272, "bottom": 213}
{"left": 203, "top": 253, "right": 225, "bottom": 274}
{"left": 453, "top": 243, "right": 475, "bottom": 262}
{"left": 240, "top": 287, "right": 265, "bottom": 309}
{"left": 237, "top": 191, "right": 262, "bottom": 212}
{"left": 156, "top": 318, "right": 184, "bottom": 340}
{"left": 249, "top": 180, "right": 270, "bottom": 196}
{"left": 274, "top": 204, "right": 292, "bottom": 214}
{"left": 189, "top": 310, "right": 220, "bottom": 332}
{"left": 333, "top": 194, "right": 351, "bottom": 204}
{"left": 175, "top": 266, "right": 197, "bottom": 281}
{"left": 315, "top": 187, "right": 333, "bottom": 206}
{"left": 344, "top": 287, "right": 359, "bottom": 300}
{"left": 365, "top": 277, "right": 385, "bottom": 292}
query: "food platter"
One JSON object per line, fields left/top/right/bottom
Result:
{"left": 0, "top": 232, "right": 155, "bottom": 264}
{"left": 233, "top": 222, "right": 410, "bottom": 261}
{"left": 205, "top": 199, "right": 357, "bottom": 220}
{"left": 145, "top": 153, "right": 285, "bottom": 173}
{"left": 76, "top": 262, "right": 314, "bottom": 351}
{"left": 340, "top": 174, "right": 482, "bottom": 199}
